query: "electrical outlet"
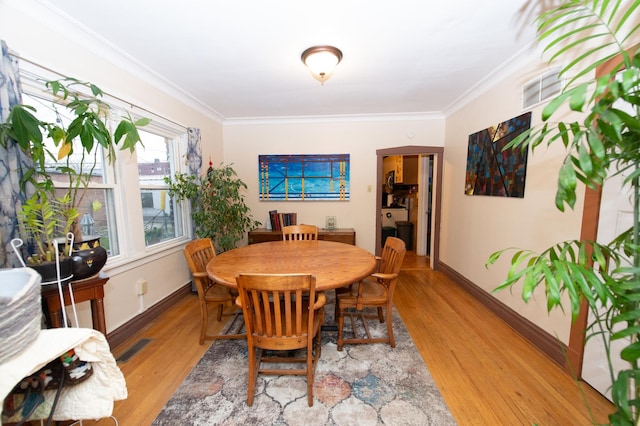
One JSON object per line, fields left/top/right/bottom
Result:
{"left": 137, "top": 279, "right": 148, "bottom": 295}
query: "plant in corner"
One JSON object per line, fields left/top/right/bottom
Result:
{"left": 0, "top": 77, "right": 148, "bottom": 277}
{"left": 166, "top": 161, "right": 261, "bottom": 252}
{"left": 485, "top": 1, "right": 640, "bottom": 424}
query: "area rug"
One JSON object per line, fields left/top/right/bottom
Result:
{"left": 153, "top": 300, "right": 456, "bottom": 425}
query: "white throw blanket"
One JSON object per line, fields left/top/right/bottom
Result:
{"left": 0, "top": 327, "right": 127, "bottom": 424}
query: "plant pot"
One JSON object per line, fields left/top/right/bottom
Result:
{"left": 28, "top": 256, "right": 74, "bottom": 285}
{"left": 71, "top": 236, "right": 108, "bottom": 280}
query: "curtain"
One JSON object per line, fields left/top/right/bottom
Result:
{"left": 187, "top": 127, "right": 202, "bottom": 176}
{"left": 0, "top": 41, "right": 32, "bottom": 268}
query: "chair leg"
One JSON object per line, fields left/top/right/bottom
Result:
{"left": 386, "top": 303, "right": 395, "bottom": 348}
{"left": 377, "top": 306, "right": 384, "bottom": 323}
{"left": 337, "top": 306, "right": 344, "bottom": 351}
{"left": 199, "top": 301, "right": 208, "bottom": 345}
{"left": 307, "top": 343, "right": 314, "bottom": 406}
{"left": 247, "top": 344, "right": 257, "bottom": 406}
{"left": 216, "top": 303, "right": 224, "bottom": 321}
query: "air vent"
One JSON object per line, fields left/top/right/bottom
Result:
{"left": 522, "top": 67, "right": 562, "bottom": 109}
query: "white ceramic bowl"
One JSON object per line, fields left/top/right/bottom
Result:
{"left": 0, "top": 268, "right": 42, "bottom": 363}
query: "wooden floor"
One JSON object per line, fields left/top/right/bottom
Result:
{"left": 83, "top": 252, "right": 613, "bottom": 425}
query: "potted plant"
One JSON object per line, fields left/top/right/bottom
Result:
{"left": 166, "top": 161, "right": 261, "bottom": 252}
{"left": 486, "top": 1, "right": 640, "bottom": 424}
{"left": 0, "top": 78, "right": 149, "bottom": 279}
{"left": 16, "top": 189, "right": 78, "bottom": 283}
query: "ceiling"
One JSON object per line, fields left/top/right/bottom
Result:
{"left": 41, "top": 0, "right": 539, "bottom": 121}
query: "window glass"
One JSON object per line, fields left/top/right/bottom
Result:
{"left": 21, "top": 93, "right": 119, "bottom": 255}
{"left": 19, "top": 79, "right": 190, "bottom": 262}
{"left": 136, "top": 130, "right": 184, "bottom": 246}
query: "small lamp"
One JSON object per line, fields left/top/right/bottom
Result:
{"left": 301, "top": 45, "right": 343, "bottom": 85}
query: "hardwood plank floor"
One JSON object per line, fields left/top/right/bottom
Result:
{"left": 83, "top": 252, "right": 612, "bottom": 425}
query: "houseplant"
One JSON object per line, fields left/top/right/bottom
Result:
{"left": 0, "top": 77, "right": 148, "bottom": 277}
{"left": 486, "top": 0, "right": 640, "bottom": 424}
{"left": 17, "top": 189, "right": 78, "bottom": 283}
{"left": 166, "top": 161, "right": 261, "bottom": 252}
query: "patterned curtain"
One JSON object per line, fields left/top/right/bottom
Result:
{"left": 186, "top": 127, "right": 201, "bottom": 250}
{"left": 187, "top": 127, "right": 202, "bottom": 176}
{"left": 0, "top": 41, "right": 33, "bottom": 268}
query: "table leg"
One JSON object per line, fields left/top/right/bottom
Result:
{"left": 91, "top": 298, "right": 107, "bottom": 335}
{"left": 49, "top": 309, "right": 63, "bottom": 328}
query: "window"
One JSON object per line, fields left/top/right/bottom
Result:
{"left": 136, "top": 130, "right": 184, "bottom": 246}
{"left": 21, "top": 92, "right": 121, "bottom": 255}
{"left": 19, "top": 76, "right": 190, "bottom": 265}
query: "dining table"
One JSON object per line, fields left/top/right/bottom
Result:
{"left": 206, "top": 240, "right": 377, "bottom": 291}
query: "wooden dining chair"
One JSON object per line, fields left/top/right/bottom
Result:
{"left": 235, "top": 273, "right": 326, "bottom": 406}
{"left": 282, "top": 224, "right": 319, "bottom": 241}
{"left": 336, "top": 236, "right": 406, "bottom": 351}
{"left": 183, "top": 238, "right": 244, "bottom": 344}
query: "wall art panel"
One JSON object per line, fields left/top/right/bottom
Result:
{"left": 259, "top": 154, "right": 350, "bottom": 201}
{"left": 465, "top": 112, "right": 531, "bottom": 198}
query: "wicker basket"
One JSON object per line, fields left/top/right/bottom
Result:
{"left": 0, "top": 268, "right": 42, "bottom": 363}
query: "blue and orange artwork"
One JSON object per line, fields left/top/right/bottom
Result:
{"left": 465, "top": 112, "right": 531, "bottom": 198}
{"left": 259, "top": 154, "right": 350, "bottom": 201}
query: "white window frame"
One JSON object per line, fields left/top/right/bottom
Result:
{"left": 17, "top": 65, "right": 193, "bottom": 274}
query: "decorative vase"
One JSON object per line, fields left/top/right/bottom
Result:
{"left": 30, "top": 256, "right": 74, "bottom": 286}
{"left": 71, "top": 235, "right": 108, "bottom": 280}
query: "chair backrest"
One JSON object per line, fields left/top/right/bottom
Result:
{"left": 377, "top": 236, "right": 407, "bottom": 296}
{"left": 282, "top": 224, "right": 319, "bottom": 241}
{"left": 183, "top": 238, "right": 216, "bottom": 296}
{"left": 236, "top": 273, "right": 319, "bottom": 351}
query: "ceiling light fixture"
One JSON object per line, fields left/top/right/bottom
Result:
{"left": 301, "top": 45, "right": 343, "bottom": 85}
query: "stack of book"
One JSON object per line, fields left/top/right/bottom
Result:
{"left": 269, "top": 210, "right": 297, "bottom": 231}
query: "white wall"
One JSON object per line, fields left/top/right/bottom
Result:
{"left": 1, "top": 0, "right": 224, "bottom": 332}
{"left": 223, "top": 118, "right": 445, "bottom": 252}
{"left": 441, "top": 55, "right": 586, "bottom": 343}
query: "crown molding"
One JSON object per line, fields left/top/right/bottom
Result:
{"left": 223, "top": 111, "right": 444, "bottom": 126}
{"left": 441, "top": 42, "right": 540, "bottom": 117}
{"left": 32, "top": 0, "right": 224, "bottom": 124}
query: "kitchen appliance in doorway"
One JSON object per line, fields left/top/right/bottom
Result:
{"left": 381, "top": 207, "right": 408, "bottom": 228}
{"left": 385, "top": 171, "right": 395, "bottom": 193}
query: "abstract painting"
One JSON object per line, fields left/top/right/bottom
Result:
{"left": 259, "top": 154, "right": 350, "bottom": 201}
{"left": 465, "top": 112, "right": 531, "bottom": 197}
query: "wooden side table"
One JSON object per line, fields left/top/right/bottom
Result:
{"left": 40, "top": 272, "right": 109, "bottom": 335}
{"left": 248, "top": 228, "right": 356, "bottom": 245}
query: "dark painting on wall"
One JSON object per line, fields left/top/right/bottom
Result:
{"left": 464, "top": 112, "right": 532, "bottom": 198}
{"left": 259, "top": 154, "right": 350, "bottom": 201}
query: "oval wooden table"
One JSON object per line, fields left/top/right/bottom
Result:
{"left": 206, "top": 240, "right": 377, "bottom": 290}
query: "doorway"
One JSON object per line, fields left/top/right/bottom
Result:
{"left": 376, "top": 146, "right": 444, "bottom": 270}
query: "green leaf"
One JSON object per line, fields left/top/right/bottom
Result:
{"left": 577, "top": 141, "right": 593, "bottom": 176}
{"left": 555, "top": 157, "right": 577, "bottom": 211}
{"left": 542, "top": 91, "right": 573, "bottom": 121}
{"left": 7, "top": 105, "right": 43, "bottom": 148}
{"left": 135, "top": 117, "right": 151, "bottom": 127}
{"left": 569, "top": 84, "right": 588, "bottom": 111}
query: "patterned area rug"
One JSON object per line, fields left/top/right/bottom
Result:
{"left": 153, "top": 301, "right": 456, "bottom": 425}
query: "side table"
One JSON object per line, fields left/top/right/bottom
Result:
{"left": 40, "top": 272, "right": 109, "bottom": 335}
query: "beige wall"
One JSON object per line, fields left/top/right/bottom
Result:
{"left": 1, "top": 1, "right": 224, "bottom": 332}
{"left": 3, "top": 1, "right": 591, "bottom": 345}
{"left": 223, "top": 118, "right": 445, "bottom": 252}
{"left": 441, "top": 55, "right": 586, "bottom": 343}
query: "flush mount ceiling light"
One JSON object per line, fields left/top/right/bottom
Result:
{"left": 301, "top": 45, "right": 343, "bottom": 85}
